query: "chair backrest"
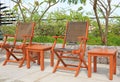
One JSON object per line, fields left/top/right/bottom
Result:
{"left": 15, "top": 22, "right": 35, "bottom": 40}
{"left": 13, "top": 22, "right": 35, "bottom": 45}
{"left": 66, "top": 22, "right": 88, "bottom": 43}
{"left": 62, "top": 21, "right": 89, "bottom": 49}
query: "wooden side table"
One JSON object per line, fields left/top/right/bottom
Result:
{"left": 26, "top": 44, "right": 53, "bottom": 71}
{"left": 88, "top": 48, "right": 117, "bottom": 80}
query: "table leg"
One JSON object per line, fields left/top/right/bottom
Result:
{"left": 50, "top": 50, "right": 54, "bottom": 66}
{"left": 40, "top": 51, "right": 44, "bottom": 71}
{"left": 109, "top": 55, "right": 113, "bottom": 80}
{"left": 113, "top": 54, "right": 116, "bottom": 74}
{"left": 27, "top": 50, "right": 30, "bottom": 69}
{"left": 88, "top": 54, "right": 91, "bottom": 77}
{"left": 37, "top": 52, "right": 40, "bottom": 65}
{"left": 93, "top": 56, "right": 97, "bottom": 72}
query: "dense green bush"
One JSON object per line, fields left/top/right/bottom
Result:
{"left": 31, "top": 33, "right": 120, "bottom": 46}
{"left": 1, "top": 29, "right": 120, "bottom": 46}
{"left": 35, "top": 21, "right": 66, "bottom": 36}
{"left": 0, "top": 25, "right": 16, "bottom": 35}
{"left": 1, "top": 24, "right": 120, "bottom": 46}
{"left": 87, "top": 34, "right": 102, "bottom": 45}
{"left": 107, "top": 33, "right": 120, "bottom": 46}
{"left": 33, "top": 36, "right": 63, "bottom": 43}
{"left": 1, "top": 18, "right": 120, "bottom": 46}
{"left": 87, "top": 33, "right": 120, "bottom": 46}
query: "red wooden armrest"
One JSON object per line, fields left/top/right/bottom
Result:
{"left": 4, "top": 34, "right": 15, "bottom": 37}
{"left": 78, "top": 36, "right": 88, "bottom": 40}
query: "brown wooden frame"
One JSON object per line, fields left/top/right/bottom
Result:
{"left": 52, "top": 21, "right": 89, "bottom": 76}
{"left": 0, "top": 22, "right": 36, "bottom": 67}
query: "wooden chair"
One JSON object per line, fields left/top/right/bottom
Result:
{"left": 0, "top": 22, "right": 36, "bottom": 67}
{"left": 52, "top": 21, "right": 89, "bottom": 77}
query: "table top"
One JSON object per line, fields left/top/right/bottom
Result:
{"left": 26, "top": 44, "right": 52, "bottom": 50}
{"left": 88, "top": 48, "right": 117, "bottom": 55}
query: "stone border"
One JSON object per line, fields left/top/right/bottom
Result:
{"left": 0, "top": 42, "right": 120, "bottom": 66}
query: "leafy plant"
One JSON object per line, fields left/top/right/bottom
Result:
{"left": 33, "top": 36, "right": 63, "bottom": 43}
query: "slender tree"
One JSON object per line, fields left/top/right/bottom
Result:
{"left": 61, "top": 0, "right": 120, "bottom": 45}
{"left": 11, "top": 0, "right": 59, "bottom": 24}
{"left": 90, "top": 0, "right": 120, "bottom": 45}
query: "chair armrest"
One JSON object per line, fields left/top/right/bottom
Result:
{"left": 72, "top": 49, "right": 80, "bottom": 54}
{"left": 51, "top": 36, "right": 64, "bottom": 50}
{"left": 4, "top": 34, "right": 15, "bottom": 37}
{"left": 0, "top": 34, "right": 15, "bottom": 47}
{"left": 78, "top": 36, "right": 88, "bottom": 41}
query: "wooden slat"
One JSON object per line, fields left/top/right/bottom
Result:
{"left": 57, "top": 66, "right": 77, "bottom": 71}
{"left": 60, "top": 55, "right": 79, "bottom": 60}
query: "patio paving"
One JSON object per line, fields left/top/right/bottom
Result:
{"left": 0, "top": 52, "right": 120, "bottom": 82}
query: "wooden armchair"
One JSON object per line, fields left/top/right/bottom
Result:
{"left": 0, "top": 22, "right": 36, "bottom": 67}
{"left": 52, "top": 21, "right": 89, "bottom": 76}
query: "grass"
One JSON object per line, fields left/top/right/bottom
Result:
{"left": 4, "top": 34, "right": 120, "bottom": 46}
{"left": 33, "top": 36, "right": 63, "bottom": 43}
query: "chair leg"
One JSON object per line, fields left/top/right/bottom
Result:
{"left": 80, "top": 57, "right": 88, "bottom": 70}
{"left": 82, "top": 59, "right": 88, "bottom": 69}
{"left": 75, "top": 58, "right": 88, "bottom": 77}
{"left": 53, "top": 51, "right": 70, "bottom": 73}
{"left": 30, "top": 52, "right": 37, "bottom": 63}
{"left": 55, "top": 51, "right": 66, "bottom": 66}
{"left": 30, "top": 56, "right": 36, "bottom": 63}
{"left": 5, "top": 48, "right": 19, "bottom": 61}
{"left": 19, "top": 49, "right": 27, "bottom": 68}
{"left": 50, "top": 50, "right": 54, "bottom": 66}
{"left": 80, "top": 55, "right": 88, "bottom": 69}
{"left": 75, "top": 60, "right": 82, "bottom": 77}
{"left": 53, "top": 59, "right": 60, "bottom": 73}
{"left": 53, "top": 57, "right": 67, "bottom": 73}
{"left": 3, "top": 51, "right": 10, "bottom": 65}
{"left": 19, "top": 60, "right": 24, "bottom": 68}
{"left": 19, "top": 54, "right": 26, "bottom": 68}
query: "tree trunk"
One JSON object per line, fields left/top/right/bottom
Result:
{"left": 93, "top": 0, "right": 105, "bottom": 45}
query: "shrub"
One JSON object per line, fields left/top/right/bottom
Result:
{"left": 33, "top": 36, "right": 63, "bottom": 43}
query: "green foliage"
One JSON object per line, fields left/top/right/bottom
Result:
{"left": 35, "top": 21, "right": 66, "bottom": 36}
{"left": 34, "top": 9, "right": 90, "bottom": 36}
{"left": 87, "top": 34, "right": 102, "bottom": 45}
{"left": 11, "top": 0, "right": 59, "bottom": 22}
{"left": 60, "top": 0, "right": 86, "bottom": 4}
{"left": 109, "top": 19, "right": 120, "bottom": 35}
{"left": 33, "top": 36, "right": 63, "bottom": 43}
{"left": 32, "top": 33, "right": 120, "bottom": 46}
{"left": 5, "top": 34, "right": 120, "bottom": 46}
{"left": 110, "top": 26, "right": 120, "bottom": 35}
{"left": 87, "top": 18, "right": 120, "bottom": 46}
{"left": 1, "top": 1, "right": 120, "bottom": 46}
{"left": 0, "top": 25, "right": 16, "bottom": 35}
{"left": 90, "top": 27, "right": 100, "bottom": 37}
{"left": 107, "top": 33, "right": 120, "bottom": 46}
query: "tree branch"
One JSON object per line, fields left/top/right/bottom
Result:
{"left": 111, "top": 2, "right": 120, "bottom": 15}
{"left": 98, "top": 0, "right": 107, "bottom": 13}
{"left": 11, "top": 0, "right": 26, "bottom": 22}
{"left": 38, "top": 0, "right": 59, "bottom": 23}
